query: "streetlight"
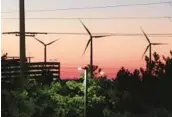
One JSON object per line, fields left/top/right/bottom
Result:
{"left": 78, "top": 66, "right": 88, "bottom": 117}
{"left": 78, "top": 66, "right": 105, "bottom": 117}
{"left": 100, "top": 71, "right": 105, "bottom": 76}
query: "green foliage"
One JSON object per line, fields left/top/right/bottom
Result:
{"left": 2, "top": 51, "right": 172, "bottom": 117}
{"left": 2, "top": 89, "right": 35, "bottom": 117}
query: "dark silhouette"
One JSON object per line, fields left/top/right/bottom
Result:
{"left": 115, "top": 51, "right": 172, "bottom": 116}
{"left": 140, "top": 27, "right": 168, "bottom": 71}
{"left": 33, "top": 37, "right": 59, "bottom": 63}
{"left": 79, "top": 19, "right": 112, "bottom": 79}
{"left": 1, "top": 53, "right": 8, "bottom": 60}
{"left": 1, "top": 51, "right": 172, "bottom": 117}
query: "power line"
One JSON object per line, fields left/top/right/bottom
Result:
{"left": 61, "top": 67, "right": 119, "bottom": 69}
{"left": 60, "top": 69, "right": 136, "bottom": 72}
{"left": 2, "top": 32, "right": 172, "bottom": 37}
{"left": 2, "top": 16, "right": 172, "bottom": 20}
{"left": 61, "top": 70, "right": 118, "bottom": 73}
{"left": 61, "top": 69, "right": 120, "bottom": 72}
{"left": 61, "top": 67, "right": 139, "bottom": 71}
{"left": 169, "top": 1, "right": 172, "bottom": 7}
{"left": 1, "top": 1, "right": 171, "bottom": 13}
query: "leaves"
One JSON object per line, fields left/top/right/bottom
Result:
{"left": 2, "top": 51, "right": 172, "bottom": 117}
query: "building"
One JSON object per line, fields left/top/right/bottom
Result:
{"left": 1, "top": 56, "right": 60, "bottom": 84}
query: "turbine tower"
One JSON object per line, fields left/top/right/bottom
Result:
{"left": 141, "top": 27, "right": 167, "bottom": 70}
{"left": 79, "top": 19, "right": 112, "bottom": 78}
{"left": 33, "top": 37, "right": 59, "bottom": 63}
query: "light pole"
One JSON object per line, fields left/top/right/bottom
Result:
{"left": 78, "top": 66, "right": 88, "bottom": 117}
{"left": 78, "top": 66, "right": 105, "bottom": 117}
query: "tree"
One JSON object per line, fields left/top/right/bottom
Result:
{"left": 2, "top": 51, "right": 172, "bottom": 117}
{"left": 114, "top": 51, "right": 172, "bottom": 116}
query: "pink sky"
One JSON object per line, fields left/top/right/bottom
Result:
{"left": 2, "top": 3, "right": 172, "bottom": 78}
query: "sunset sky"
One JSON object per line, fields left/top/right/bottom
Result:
{"left": 1, "top": 0, "right": 172, "bottom": 78}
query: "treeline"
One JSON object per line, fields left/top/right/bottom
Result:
{"left": 1, "top": 51, "right": 172, "bottom": 117}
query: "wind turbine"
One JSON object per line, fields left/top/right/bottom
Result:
{"left": 79, "top": 19, "right": 112, "bottom": 78}
{"left": 141, "top": 27, "right": 168, "bottom": 69}
{"left": 33, "top": 37, "right": 59, "bottom": 64}
{"left": 169, "top": 17, "right": 172, "bottom": 23}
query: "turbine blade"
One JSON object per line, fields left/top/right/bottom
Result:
{"left": 140, "top": 27, "right": 151, "bottom": 44}
{"left": 141, "top": 45, "right": 150, "bottom": 59}
{"left": 82, "top": 38, "right": 91, "bottom": 56}
{"left": 79, "top": 19, "right": 92, "bottom": 36}
{"left": 34, "top": 37, "right": 45, "bottom": 45}
{"left": 169, "top": 18, "right": 172, "bottom": 23}
{"left": 152, "top": 43, "right": 168, "bottom": 45}
{"left": 93, "top": 35, "right": 112, "bottom": 38}
{"left": 46, "top": 39, "right": 59, "bottom": 45}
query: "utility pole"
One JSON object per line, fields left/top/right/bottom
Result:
{"left": 19, "top": 0, "right": 26, "bottom": 88}
{"left": 44, "top": 46, "right": 47, "bottom": 64}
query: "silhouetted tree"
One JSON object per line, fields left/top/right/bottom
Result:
{"left": 2, "top": 51, "right": 172, "bottom": 117}
{"left": 114, "top": 51, "right": 172, "bottom": 116}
